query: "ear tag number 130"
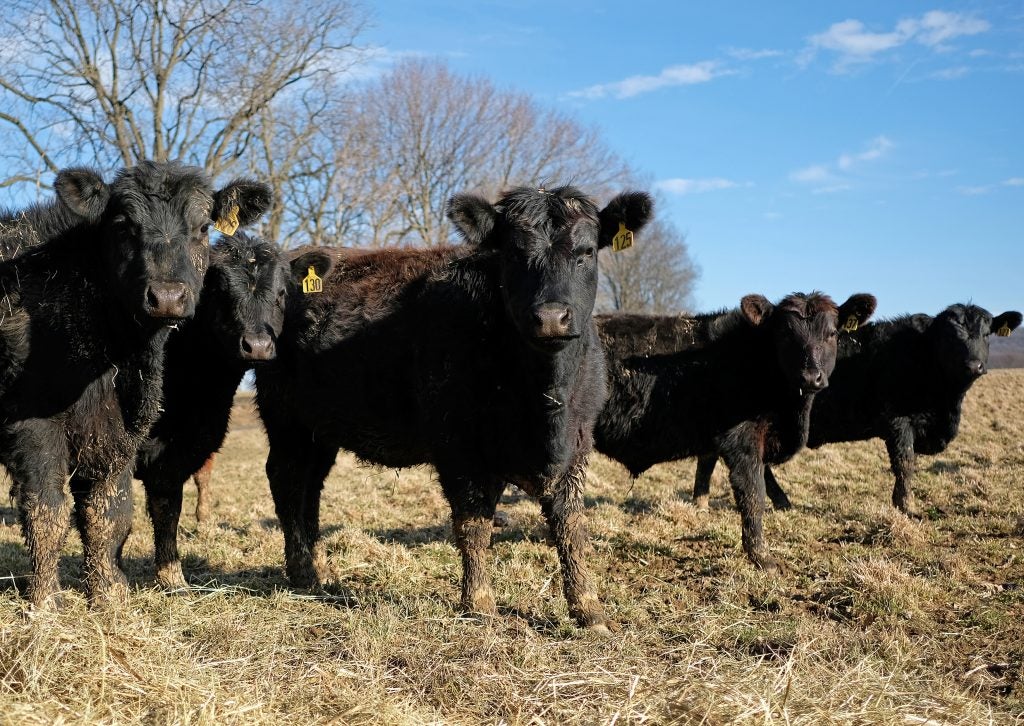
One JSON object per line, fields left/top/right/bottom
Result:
{"left": 302, "top": 266, "right": 323, "bottom": 294}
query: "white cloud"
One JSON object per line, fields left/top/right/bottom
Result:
{"left": 958, "top": 185, "right": 991, "bottom": 195}
{"left": 968, "top": 48, "right": 992, "bottom": 57}
{"left": 655, "top": 177, "right": 745, "bottom": 195}
{"left": 790, "top": 165, "right": 832, "bottom": 183}
{"left": 804, "top": 11, "right": 990, "bottom": 71}
{"left": 904, "top": 11, "right": 990, "bottom": 47}
{"left": 568, "top": 61, "right": 731, "bottom": 100}
{"left": 812, "top": 184, "right": 853, "bottom": 195}
{"left": 837, "top": 135, "right": 894, "bottom": 170}
{"left": 763, "top": 211, "right": 783, "bottom": 220}
{"left": 791, "top": 136, "right": 894, "bottom": 193}
{"left": 930, "top": 66, "right": 970, "bottom": 79}
{"left": 1004, "top": 177, "right": 1024, "bottom": 186}
{"left": 726, "top": 47, "right": 784, "bottom": 61}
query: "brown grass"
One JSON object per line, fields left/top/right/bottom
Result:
{"left": 2, "top": 371, "right": 1023, "bottom": 724}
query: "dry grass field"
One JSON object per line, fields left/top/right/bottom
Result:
{"left": 1, "top": 370, "right": 1023, "bottom": 724}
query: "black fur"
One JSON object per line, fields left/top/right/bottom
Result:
{"left": 134, "top": 232, "right": 292, "bottom": 587}
{"left": 256, "top": 185, "right": 652, "bottom": 629}
{"left": 594, "top": 292, "right": 876, "bottom": 571}
{"left": 698, "top": 303, "right": 1023, "bottom": 515}
{"left": 0, "top": 161, "right": 270, "bottom": 607}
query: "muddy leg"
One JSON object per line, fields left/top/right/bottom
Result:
{"left": 452, "top": 512, "right": 497, "bottom": 616}
{"left": 722, "top": 431, "right": 780, "bottom": 572}
{"left": 143, "top": 472, "right": 188, "bottom": 588}
{"left": 693, "top": 454, "right": 716, "bottom": 510}
{"left": 444, "top": 476, "right": 502, "bottom": 617}
{"left": 192, "top": 455, "right": 215, "bottom": 525}
{"left": 10, "top": 426, "right": 71, "bottom": 608}
{"left": 885, "top": 422, "right": 917, "bottom": 515}
{"left": 542, "top": 457, "right": 611, "bottom": 631}
{"left": 72, "top": 469, "right": 133, "bottom": 605}
{"left": 764, "top": 466, "right": 793, "bottom": 511}
{"left": 19, "top": 475, "right": 72, "bottom": 608}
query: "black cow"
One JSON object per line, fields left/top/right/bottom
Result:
{"left": 0, "top": 162, "right": 270, "bottom": 607}
{"left": 256, "top": 186, "right": 652, "bottom": 630}
{"left": 694, "top": 304, "right": 1023, "bottom": 515}
{"left": 135, "top": 232, "right": 304, "bottom": 588}
{"left": 594, "top": 292, "right": 877, "bottom": 571}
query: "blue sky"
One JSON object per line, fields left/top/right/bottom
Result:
{"left": 362, "top": 1, "right": 1023, "bottom": 318}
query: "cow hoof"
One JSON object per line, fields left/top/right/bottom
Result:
{"left": 894, "top": 500, "right": 921, "bottom": 519}
{"left": 750, "top": 553, "right": 785, "bottom": 575}
{"left": 462, "top": 588, "right": 497, "bottom": 618}
{"left": 28, "top": 590, "right": 69, "bottom": 613}
{"left": 155, "top": 562, "right": 188, "bottom": 590}
{"left": 492, "top": 511, "right": 511, "bottom": 528}
{"left": 693, "top": 495, "right": 710, "bottom": 511}
{"left": 88, "top": 581, "right": 129, "bottom": 608}
{"left": 585, "top": 619, "right": 619, "bottom": 636}
{"left": 286, "top": 562, "right": 321, "bottom": 590}
{"left": 771, "top": 499, "right": 793, "bottom": 512}
{"left": 315, "top": 582, "right": 360, "bottom": 608}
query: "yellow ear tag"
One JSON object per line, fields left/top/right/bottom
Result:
{"left": 302, "top": 265, "right": 323, "bottom": 294}
{"left": 611, "top": 222, "right": 634, "bottom": 252}
{"left": 997, "top": 323, "right": 1011, "bottom": 337}
{"left": 842, "top": 314, "right": 859, "bottom": 333}
{"left": 213, "top": 205, "right": 240, "bottom": 236}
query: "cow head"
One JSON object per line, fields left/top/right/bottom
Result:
{"left": 199, "top": 233, "right": 293, "bottom": 362}
{"left": 54, "top": 161, "right": 271, "bottom": 324}
{"left": 741, "top": 292, "right": 876, "bottom": 395}
{"left": 928, "top": 304, "right": 1023, "bottom": 383}
{"left": 448, "top": 186, "right": 653, "bottom": 353}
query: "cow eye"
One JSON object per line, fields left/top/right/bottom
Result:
{"left": 200, "top": 223, "right": 211, "bottom": 235}
{"left": 576, "top": 247, "right": 596, "bottom": 265}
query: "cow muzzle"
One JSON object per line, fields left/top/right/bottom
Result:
{"left": 532, "top": 303, "right": 575, "bottom": 339}
{"left": 799, "top": 368, "right": 827, "bottom": 395}
{"left": 240, "top": 331, "right": 276, "bottom": 361}
{"left": 145, "top": 282, "right": 190, "bottom": 319}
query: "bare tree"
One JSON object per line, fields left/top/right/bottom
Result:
{"left": 0, "top": 0, "right": 367, "bottom": 240}
{"left": 329, "top": 59, "right": 636, "bottom": 247}
{"left": 598, "top": 216, "right": 697, "bottom": 314}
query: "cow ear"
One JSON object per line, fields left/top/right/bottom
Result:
{"left": 740, "top": 294, "right": 773, "bottom": 326}
{"left": 836, "top": 293, "right": 877, "bottom": 332}
{"left": 598, "top": 191, "right": 653, "bottom": 249}
{"left": 991, "top": 311, "right": 1023, "bottom": 336}
{"left": 447, "top": 193, "right": 497, "bottom": 246}
{"left": 212, "top": 179, "right": 273, "bottom": 233}
{"left": 289, "top": 249, "right": 334, "bottom": 285}
{"left": 54, "top": 167, "right": 110, "bottom": 222}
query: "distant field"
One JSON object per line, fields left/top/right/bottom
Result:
{"left": 1, "top": 371, "right": 1022, "bottom": 724}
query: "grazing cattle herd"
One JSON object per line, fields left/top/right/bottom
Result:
{"left": 0, "top": 161, "right": 1019, "bottom": 632}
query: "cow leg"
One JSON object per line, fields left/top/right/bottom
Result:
{"left": 446, "top": 479, "right": 502, "bottom": 617}
{"left": 266, "top": 435, "right": 336, "bottom": 589}
{"left": 71, "top": 469, "right": 133, "bottom": 605}
{"left": 7, "top": 425, "right": 71, "bottom": 608}
{"left": 764, "top": 466, "right": 793, "bottom": 511}
{"left": 885, "top": 421, "right": 917, "bottom": 516}
{"left": 692, "top": 454, "right": 716, "bottom": 510}
{"left": 17, "top": 468, "right": 72, "bottom": 608}
{"left": 721, "top": 432, "right": 780, "bottom": 572}
{"left": 542, "top": 457, "right": 611, "bottom": 631}
{"left": 143, "top": 472, "right": 188, "bottom": 588}
{"left": 192, "top": 455, "right": 215, "bottom": 525}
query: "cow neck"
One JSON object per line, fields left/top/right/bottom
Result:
{"left": 514, "top": 326, "right": 594, "bottom": 477}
